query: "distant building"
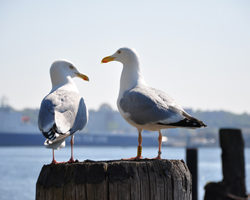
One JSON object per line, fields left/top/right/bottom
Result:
{"left": 0, "top": 107, "right": 38, "bottom": 133}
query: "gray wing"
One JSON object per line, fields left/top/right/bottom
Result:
{"left": 119, "top": 87, "right": 184, "bottom": 125}
{"left": 70, "top": 98, "right": 88, "bottom": 133}
{"left": 38, "top": 90, "right": 86, "bottom": 141}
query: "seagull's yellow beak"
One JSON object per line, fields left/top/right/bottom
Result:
{"left": 101, "top": 56, "right": 115, "bottom": 63}
{"left": 75, "top": 72, "right": 89, "bottom": 81}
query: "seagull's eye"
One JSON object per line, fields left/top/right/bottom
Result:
{"left": 117, "top": 50, "right": 121, "bottom": 54}
{"left": 69, "top": 65, "right": 74, "bottom": 69}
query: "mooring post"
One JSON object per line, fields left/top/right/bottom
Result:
{"left": 36, "top": 159, "right": 192, "bottom": 200}
{"left": 186, "top": 148, "right": 198, "bottom": 200}
{"left": 204, "top": 128, "right": 247, "bottom": 200}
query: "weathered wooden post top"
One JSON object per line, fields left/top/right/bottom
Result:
{"left": 36, "top": 159, "right": 192, "bottom": 200}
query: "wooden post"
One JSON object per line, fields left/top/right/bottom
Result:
{"left": 186, "top": 148, "right": 198, "bottom": 200}
{"left": 36, "top": 159, "right": 192, "bottom": 200}
{"left": 204, "top": 128, "right": 247, "bottom": 200}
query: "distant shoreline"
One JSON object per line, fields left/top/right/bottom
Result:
{"left": 1, "top": 132, "right": 249, "bottom": 148}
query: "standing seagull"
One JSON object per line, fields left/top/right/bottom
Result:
{"left": 38, "top": 60, "right": 89, "bottom": 164}
{"left": 102, "top": 47, "right": 206, "bottom": 160}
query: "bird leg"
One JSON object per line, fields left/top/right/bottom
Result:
{"left": 137, "top": 130, "right": 143, "bottom": 158}
{"left": 152, "top": 131, "right": 162, "bottom": 159}
{"left": 123, "top": 129, "right": 143, "bottom": 160}
{"left": 51, "top": 149, "right": 58, "bottom": 164}
{"left": 68, "top": 135, "right": 75, "bottom": 163}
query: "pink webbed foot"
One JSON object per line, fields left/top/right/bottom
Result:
{"left": 67, "top": 157, "right": 75, "bottom": 163}
{"left": 51, "top": 159, "right": 59, "bottom": 164}
{"left": 151, "top": 155, "right": 162, "bottom": 160}
{"left": 51, "top": 159, "right": 66, "bottom": 164}
{"left": 122, "top": 156, "right": 143, "bottom": 160}
{"left": 151, "top": 151, "right": 162, "bottom": 160}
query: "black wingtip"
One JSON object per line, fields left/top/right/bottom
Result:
{"left": 159, "top": 116, "right": 207, "bottom": 128}
{"left": 199, "top": 120, "right": 207, "bottom": 127}
{"left": 183, "top": 112, "right": 207, "bottom": 128}
{"left": 202, "top": 123, "right": 207, "bottom": 127}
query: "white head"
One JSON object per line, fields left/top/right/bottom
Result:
{"left": 101, "top": 48, "right": 145, "bottom": 94}
{"left": 50, "top": 60, "right": 89, "bottom": 88}
{"left": 101, "top": 47, "right": 139, "bottom": 65}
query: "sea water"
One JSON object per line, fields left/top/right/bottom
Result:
{"left": 0, "top": 146, "right": 249, "bottom": 200}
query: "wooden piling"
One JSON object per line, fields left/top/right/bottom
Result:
{"left": 36, "top": 159, "right": 192, "bottom": 200}
{"left": 186, "top": 148, "right": 198, "bottom": 200}
{"left": 204, "top": 128, "right": 247, "bottom": 200}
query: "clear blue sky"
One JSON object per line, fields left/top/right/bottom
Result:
{"left": 0, "top": 0, "right": 249, "bottom": 113}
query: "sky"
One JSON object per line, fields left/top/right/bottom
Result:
{"left": 0, "top": 0, "right": 249, "bottom": 113}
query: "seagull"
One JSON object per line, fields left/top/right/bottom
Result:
{"left": 38, "top": 60, "right": 89, "bottom": 164}
{"left": 102, "top": 47, "right": 206, "bottom": 160}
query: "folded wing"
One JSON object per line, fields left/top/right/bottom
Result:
{"left": 38, "top": 90, "right": 88, "bottom": 145}
{"left": 119, "top": 87, "right": 206, "bottom": 128}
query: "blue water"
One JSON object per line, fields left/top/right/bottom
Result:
{"left": 0, "top": 147, "right": 249, "bottom": 200}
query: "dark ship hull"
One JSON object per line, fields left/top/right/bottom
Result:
{"left": 0, "top": 132, "right": 159, "bottom": 147}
